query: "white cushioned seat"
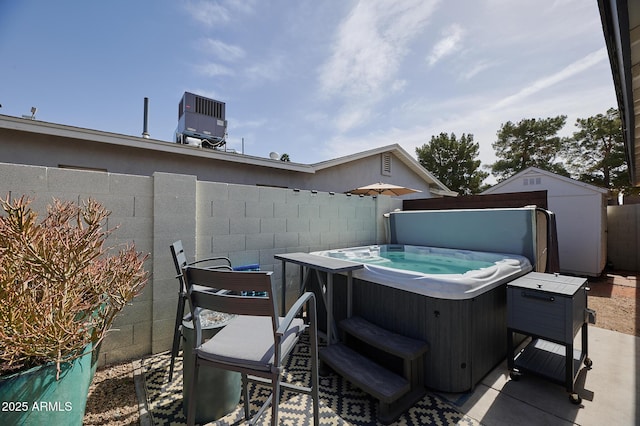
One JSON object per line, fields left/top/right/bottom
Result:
{"left": 196, "top": 315, "right": 304, "bottom": 371}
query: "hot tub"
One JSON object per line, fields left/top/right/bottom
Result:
{"left": 308, "top": 244, "right": 533, "bottom": 392}
{"left": 311, "top": 244, "right": 532, "bottom": 300}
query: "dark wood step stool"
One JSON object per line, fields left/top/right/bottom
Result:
{"left": 320, "top": 316, "right": 429, "bottom": 424}
{"left": 320, "top": 342, "right": 410, "bottom": 402}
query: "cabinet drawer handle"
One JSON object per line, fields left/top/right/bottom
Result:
{"left": 522, "top": 291, "right": 554, "bottom": 302}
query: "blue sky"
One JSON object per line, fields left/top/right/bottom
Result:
{"left": 0, "top": 0, "right": 616, "bottom": 181}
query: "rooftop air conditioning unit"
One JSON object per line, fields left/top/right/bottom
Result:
{"left": 175, "top": 92, "right": 227, "bottom": 149}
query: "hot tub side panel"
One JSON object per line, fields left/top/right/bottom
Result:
{"left": 321, "top": 273, "right": 508, "bottom": 393}
{"left": 469, "top": 285, "right": 509, "bottom": 387}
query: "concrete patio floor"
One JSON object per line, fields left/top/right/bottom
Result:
{"left": 446, "top": 326, "right": 638, "bottom": 426}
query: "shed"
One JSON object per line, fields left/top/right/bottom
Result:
{"left": 482, "top": 167, "right": 609, "bottom": 276}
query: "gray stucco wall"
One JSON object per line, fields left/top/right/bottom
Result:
{"left": 0, "top": 162, "right": 400, "bottom": 365}
{"left": 0, "top": 125, "right": 438, "bottom": 197}
{"left": 0, "top": 128, "right": 301, "bottom": 188}
{"left": 307, "top": 154, "right": 435, "bottom": 200}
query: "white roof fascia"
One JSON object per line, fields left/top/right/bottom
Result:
{"left": 431, "top": 188, "right": 459, "bottom": 196}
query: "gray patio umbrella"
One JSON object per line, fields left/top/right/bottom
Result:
{"left": 350, "top": 182, "right": 422, "bottom": 196}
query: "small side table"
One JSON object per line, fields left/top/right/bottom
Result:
{"left": 274, "top": 252, "right": 363, "bottom": 345}
{"left": 181, "top": 311, "right": 240, "bottom": 423}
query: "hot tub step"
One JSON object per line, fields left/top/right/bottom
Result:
{"left": 320, "top": 343, "right": 409, "bottom": 403}
{"left": 339, "top": 316, "right": 429, "bottom": 360}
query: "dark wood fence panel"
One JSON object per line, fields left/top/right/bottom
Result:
{"left": 403, "top": 190, "right": 547, "bottom": 211}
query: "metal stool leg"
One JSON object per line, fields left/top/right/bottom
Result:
{"left": 169, "top": 293, "right": 186, "bottom": 381}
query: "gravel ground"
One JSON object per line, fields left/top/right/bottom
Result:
{"left": 587, "top": 271, "right": 639, "bottom": 336}
{"left": 83, "top": 271, "right": 640, "bottom": 425}
{"left": 84, "top": 360, "right": 140, "bottom": 426}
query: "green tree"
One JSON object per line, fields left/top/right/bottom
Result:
{"left": 564, "top": 108, "right": 627, "bottom": 191}
{"left": 280, "top": 153, "right": 290, "bottom": 162}
{"left": 490, "top": 116, "right": 569, "bottom": 181}
{"left": 416, "top": 132, "right": 488, "bottom": 195}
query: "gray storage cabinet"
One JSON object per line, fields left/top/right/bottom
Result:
{"left": 507, "top": 272, "right": 594, "bottom": 404}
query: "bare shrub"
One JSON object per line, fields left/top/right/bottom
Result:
{"left": 0, "top": 195, "right": 148, "bottom": 378}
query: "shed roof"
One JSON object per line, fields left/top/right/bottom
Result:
{"left": 483, "top": 167, "right": 609, "bottom": 195}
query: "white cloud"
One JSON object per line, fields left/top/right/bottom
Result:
{"left": 200, "top": 38, "right": 246, "bottom": 62}
{"left": 184, "top": 1, "right": 231, "bottom": 26}
{"left": 459, "top": 60, "right": 494, "bottom": 81}
{"left": 319, "top": 3, "right": 389, "bottom": 97}
{"left": 335, "top": 106, "right": 372, "bottom": 134}
{"left": 195, "top": 62, "right": 234, "bottom": 77}
{"left": 492, "top": 48, "right": 607, "bottom": 110}
{"left": 183, "top": 0, "right": 256, "bottom": 27}
{"left": 243, "top": 54, "right": 286, "bottom": 84}
{"left": 318, "top": 74, "right": 615, "bottom": 182}
{"left": 391, "top": 79, "right": 407, "bottom": 93}
{"left": 427, "top": 24, "right": 464, "bottom": 66}
{"left": 317, "top": 0, "right": 439, "bottom": 132}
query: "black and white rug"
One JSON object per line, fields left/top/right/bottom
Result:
{"left": 141, "top": 335, "right": 479, "bottom": 425}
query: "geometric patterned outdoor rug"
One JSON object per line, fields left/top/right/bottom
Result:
{"left": 141, "top": 334, "right": 480, "bottom": 425}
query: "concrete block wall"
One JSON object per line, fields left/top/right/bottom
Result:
{"left": 151, "top": 173, "right": 197, "bottom": 355}
{"left": 0, "top": 162, "right": 402, "bottom": 365}
{"left": 195, "top": 184, "right": 400, "bottom": 310}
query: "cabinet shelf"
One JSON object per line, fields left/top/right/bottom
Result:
{"left": 512, "top": 338, "right": 586, "bottom": 385}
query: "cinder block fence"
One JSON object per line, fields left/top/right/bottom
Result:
{"left": 0, "top": 162, "right": 400, "bottom": 366}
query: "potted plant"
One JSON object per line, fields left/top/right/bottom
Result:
{"left": 0, "top": 195, "right": 148, "bottom": 425}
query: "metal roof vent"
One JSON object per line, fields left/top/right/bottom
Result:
{"left": 381, "top": 153, "right": 392, "bottom": 176}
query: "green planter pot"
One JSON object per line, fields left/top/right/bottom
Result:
{"left": 182, "top": 311, "right": 241, "bottom": 423}
{"left": 0, "top": 343, "right": 99, "bottom": 426}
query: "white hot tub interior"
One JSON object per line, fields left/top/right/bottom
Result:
{"left": 311, "top": 244, "right": 532, "bottom": 300}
